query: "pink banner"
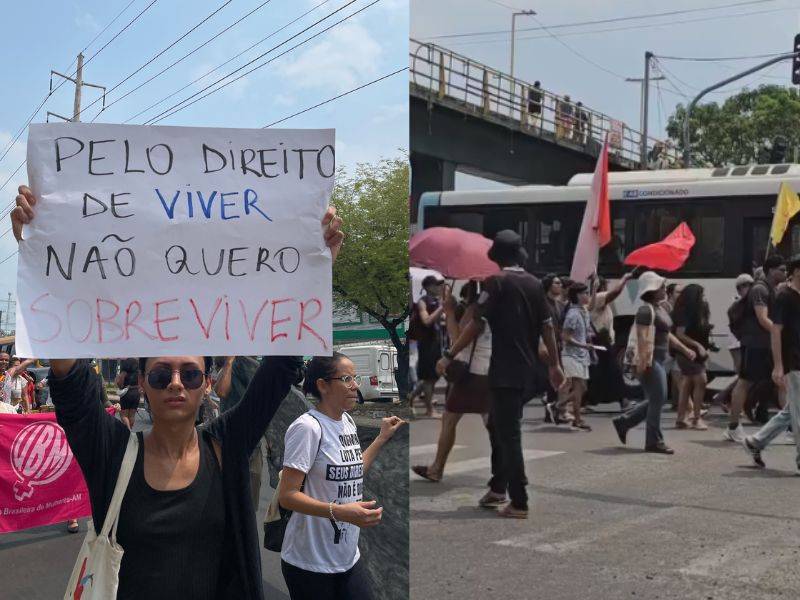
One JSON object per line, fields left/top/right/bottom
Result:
{"left": 0, "top": 412, "right": 93, "bottom": 533}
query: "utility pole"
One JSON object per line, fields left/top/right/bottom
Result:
{"left": 47, "top": 53, "right": 106, "bottom": 123}
{"left": 5, "top": 293, "right": 11, "bottom": 334}
{"left": 626, "top": 52, "right": 663, "bottom": 166}
{"left": 510, "top": 10, "right": 536, "bottom": 79}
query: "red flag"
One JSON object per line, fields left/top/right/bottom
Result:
{"left": 570, "top": 137, "right": 611, "bottom": 281}
{"left": 624, "top": 222, "right": 696, "bottom": 272}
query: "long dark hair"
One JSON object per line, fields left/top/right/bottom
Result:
{"left": 672, "top": 283, "right": 710, "bottom": 341}
{"left": 303, "top": 352, "right": 347, "bottom": 400}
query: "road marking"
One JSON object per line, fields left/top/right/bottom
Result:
{"left": 410, "top": 449, "right": 563, "bottom": 478}
{"left": 678, "top": 527, "right": 797, "bottom": 581}
{"left": 410, "top": 444, "right": 466, "bottom": 458}
{"left": 410, "top": 449, "right": 564, "bottom": 514}
{"left": 493, "top": 507, "right": 679, "bottom": 554}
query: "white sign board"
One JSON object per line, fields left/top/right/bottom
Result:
{"left": 17, "top": 123, "right": 335, "bottom": 358}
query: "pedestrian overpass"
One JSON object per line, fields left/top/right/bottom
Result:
{"left": 409, "top": 39, "right": 677, "bottom": 223}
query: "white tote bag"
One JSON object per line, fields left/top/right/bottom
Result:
{"left": 64, "top": 433, "right": 138, "bottom": 600}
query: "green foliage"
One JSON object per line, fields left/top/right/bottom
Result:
{"left": 666, "top": 85, "right": 800, "bottom": 166}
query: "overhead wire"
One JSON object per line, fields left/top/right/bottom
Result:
{"left": 122, "top": 0, "right": 335, "bottom": 124}
{"left": 263, "top": 67, "right": 408, "bottom": 127}
{"left": 92, "top": 0, "right": 280, "bottom": 122}
{"left": 424, "top": 0, "right": 778, "bottom": 40}
{"left": 0, "top": 0, "right": 160, "bottom": 168}
{"left": 144, "top": 0, "right": 379, "bottom": 125}
{"left": 79, "top": 0, "right": 235, "bottom": 122}
{"left": 527, "top": 15, "right": 628, "bottom": 80}
{"left": 443, "top": 6, "right": 792, "bottom": 48}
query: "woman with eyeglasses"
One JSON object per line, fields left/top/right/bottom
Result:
{"left": 279, "top": 353, "right": 405, "bottom": 599}
{"left": 11, "top": 184, "right": 343, "bottom": 600}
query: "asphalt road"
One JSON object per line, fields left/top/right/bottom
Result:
{"left": 410, "top": 401, "right": 800, "bottom": 600}
{"left": 0, "top": 411, "right": 290, "bottom": 600}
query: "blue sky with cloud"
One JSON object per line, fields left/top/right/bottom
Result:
{"left": 0, "top": 0, "right": 408, "bottom": 318}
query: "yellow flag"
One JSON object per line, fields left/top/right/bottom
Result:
{"left": 771, "top": 182, "right": 800, "bottom": 246}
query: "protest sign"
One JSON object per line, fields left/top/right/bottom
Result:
{"left": 17, "top": 123, "right": 335, "bottom": 357}
{"left": 0, "top": 412, "right": 106, "bottom": 533}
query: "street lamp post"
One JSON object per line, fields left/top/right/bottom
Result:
{"left": 510, "top": 10, "right": 536, "bottom": 80}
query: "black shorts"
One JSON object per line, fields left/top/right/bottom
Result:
{"left": 119, "top": 387, "right": 140, "bottom": 410}
{"left": 738, "top": 347, "right": 773, "bottom": 383}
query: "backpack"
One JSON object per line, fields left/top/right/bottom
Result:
{"left": 727, "top": 296, "right": 749, "bottom": 341}
{"left": 728, "top": 281, "right": 770, "bottom": 341}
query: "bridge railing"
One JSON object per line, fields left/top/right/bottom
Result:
{"left": 410, "top": 39, "right": 680, "bottom": 170}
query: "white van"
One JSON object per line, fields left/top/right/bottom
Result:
{"left": 336, "top": 343, "right": 399, "bottom": 402}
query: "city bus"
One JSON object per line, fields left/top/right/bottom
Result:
{"left": 417, "top": 163, "right": 800, "bottom": 377}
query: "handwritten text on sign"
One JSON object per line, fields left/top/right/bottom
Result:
{"left": 17, "top": 123, "right": 334, "bottom": 358}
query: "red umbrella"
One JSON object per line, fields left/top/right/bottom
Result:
{"left": 410, "top": 227, "right": 499, "bottom": 280}
{"left": 624, "top": 222, "right": 696, "bottom": 272}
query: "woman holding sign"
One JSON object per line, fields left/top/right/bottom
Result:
{"left": 279, "top": 353, "right": 405, "bottom": 600}
{"left": 12, "top": 184, "right": 343, "bottom": 600}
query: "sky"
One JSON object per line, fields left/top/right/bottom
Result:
{"left": 0, "top": 0, "right": 408, "bottom": 327}
{"left": 411, "top": 0, "right": 800, "bottom": 188}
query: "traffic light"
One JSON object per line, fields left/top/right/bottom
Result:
{"left": 792, "top": 34, "right": 800, "bottom": 85}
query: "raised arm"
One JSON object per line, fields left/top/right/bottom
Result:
{"left": 206, "top": 356, "right": 302, "bottom": 458}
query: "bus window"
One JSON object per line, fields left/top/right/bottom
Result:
{"left": 633, "top": 204, "right": 725, "bottom": 273}
{"left": 599, "top": 216, "right": 627, "bottom": 273}
{"left": 483, "top": 209, "right": 528, "bottom": 244}
{"left": 425, "top": 208, "right": 484, "bottom": 233}
{"left": 684, "top": 214, "right": 724, "bottom": 272}
{"left": 532, "top": 205, "right": 581, "bottom": 273}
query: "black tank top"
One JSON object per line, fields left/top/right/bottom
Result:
{"left": 115, "top": 430, "right": 230, "bottom": 599}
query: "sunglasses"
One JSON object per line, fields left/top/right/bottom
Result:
{"left": 327, "top": 375, "right": 362, "bottom": 387}
{"left": 146, "top": 367, "right": 205, "bottom": 390}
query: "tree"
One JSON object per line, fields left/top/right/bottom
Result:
{"left": 332, "top": 157, "right": 410, "bottom": 399}
{"left": 665, "top": 85, "right": 800, "bottom": 167}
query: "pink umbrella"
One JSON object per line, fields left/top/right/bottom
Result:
{"left": 410, "top": 227, "right": 499, "bottom": 280}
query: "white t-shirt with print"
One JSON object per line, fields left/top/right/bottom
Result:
{"left": 281, "top": 409, "right": 363, "bottom": 573}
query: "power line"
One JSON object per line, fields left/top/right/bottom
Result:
{"left": 0, "top": 0, "right": 160, "bottom": 168}
{"left": 656, "top": 51, "right": 787, "bottom": 62}
{"left": 145, "top": 0, "right": 378, "bottom": 125}
{"left": 443, "top": 6, "right": 791, "bottom": 48}
{"left": 95, "top": 0, "right": 278, "bottom": 121}
{"left": 80, "top": 0, "right": 235, "bottom": 121}
{"left": 123, "top": 0, "right": 334, "bottom": 124}
{"left": 528, "top": 15, "right": 628, "bottom": 80}
{"left": 423, "top": 0, "right": 777, "bottom": 40}
{"left": 263, "top": 67, "right": 408, "bottom": 127}
{"left": 0, "top": 251, "right": 18, "bottom": 268}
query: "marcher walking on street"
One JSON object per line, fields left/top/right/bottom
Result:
{"left": 557, "top": 282, "right": 594, "bottom": 432}
{"left": 412, "top": 282, "right": 492, "bottom": 482}
{"left": 725, "top": 255, "right": 786, "bottom": 442}
{"left": 612, "top": 272, "right": 696, "bottom": 454}
{"left": 671, "top": 284, "right": 712, "bottom": 430}
{"left": 436, "top": 230, "right": 564, "bottom": 518}
{"left": 742, "top": 255, "right": 800, "bottom": 472}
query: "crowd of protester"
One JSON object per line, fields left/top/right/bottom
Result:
{"left": 411, "top": 228, "right": 800, "bottom": 516}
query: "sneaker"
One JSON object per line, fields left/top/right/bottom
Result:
{"left": 544, "top": 402, "right": 555, "bottom": 424}
{"left": 570, "top": 420, "right": 592, "bottom": 432}
{"left": 497, "top": 504, "right": 528, "bottom": 519}
{"left": 723, "top": 424, "right": 745, "bottom": 443}
{"left": 644, "top": 445, "right": 675, "bottom": 455}
{"left": 742, "top": 436, "right": 765, "bottom": 468}
{"left": 691, "top": 418, "right": 708, "bottom": 431}
{"left": 478, "top": 490, "right": 507, "bottom": 508}
{"left": 675, "top": 420, "right": 689, "bottom": 430}
{"left": 612, "top": 417, "right": 627, "bottom": 445}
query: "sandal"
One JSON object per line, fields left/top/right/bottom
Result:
{"left": 412, "top": 465, "right": 441, "bottom": 482}
{"left": 67, "top": 519, "right": 79, "bottom": 534}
